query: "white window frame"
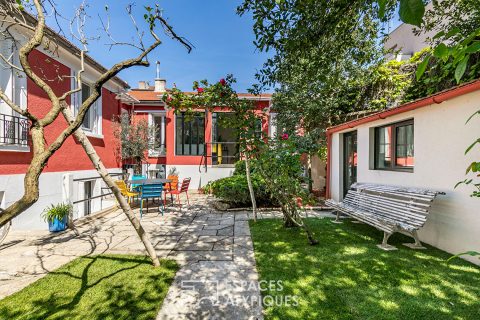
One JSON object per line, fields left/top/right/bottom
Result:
{"left": 148, "top": 111, "right": 166, "bottom": 157}
{"left": 269, "top": 112, "right": 278, "bottom": 138}
{"left": 0, "top": 34, "right": 29, "bottom": 151}
{"left": 71, "top": 71, "right": 103, "bottom": 138}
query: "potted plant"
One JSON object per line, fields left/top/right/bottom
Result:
{"left": 41, "top": 203, "right": 72, "bottom": 232}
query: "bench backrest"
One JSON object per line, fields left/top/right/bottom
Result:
{"left": 344, "top": 183, "right": 443, "bottom": 229}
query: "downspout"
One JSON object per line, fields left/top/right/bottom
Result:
{"left": 325, "top": 131, "right": 332, "bottom": 199}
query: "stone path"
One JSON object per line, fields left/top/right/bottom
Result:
{"left": 0, "top": 194, "right": 333, "bottom": 319}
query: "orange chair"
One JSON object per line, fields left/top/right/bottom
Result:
{"left": 115, "top": 180, "right": 138, "bottom": 204}
{"left": 166, "top": 175, "right": 179, "bottom": 191}
{"left": 165, "top": 178, "right": 191, "bottom": 206}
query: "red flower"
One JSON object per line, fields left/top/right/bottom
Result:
{"left": 219, "top": 78, "right": 226, "bottom": 86}
{"left": 166, "top": 96, "right": 172, "bottom": 102}
{"left": 281, "top": 133, "right": 289, "bottom": 140}
{"left": 197, "top": 87, "right": 204, "bottom": 94}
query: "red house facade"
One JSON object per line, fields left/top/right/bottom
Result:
{"left": 1, "top": 24, "right": 127, "bottom": 230}
{"left": 0, "top": 24, "right": 274, "bottom": 230}
{"left": 119, "top": 77, "right": 273, "bottom": 190}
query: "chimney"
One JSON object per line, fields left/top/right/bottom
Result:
{"left": 154, "top": 61, "right": 166, "bottom": 92}
{"left": 138, "top": 81, "right": 147, "bottom": 89}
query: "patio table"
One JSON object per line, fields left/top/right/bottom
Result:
{"left": 126, "top": 178, "right": 174, "bottom": 203}
{"left": 126, "top": 178, "right": 172, "bottom": 185}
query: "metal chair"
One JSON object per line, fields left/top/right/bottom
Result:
{"left": 114, "top": 180, "right": 139, "bottom": 205}
{"left": 139, "top": 183, "right": 164, "bottom": 217}
{"left": 131, "top": 175, "right": 146, "bottom": 191}
{"left": 165, "top": 177, "right": 191, "bottom": 206}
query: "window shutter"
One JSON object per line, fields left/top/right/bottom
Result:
{"left": 71, "top": 71, "right": 80, "bottom": 115}
{"left": 13, "top": 46, "right": 27, "bottom": 111}
{"left": 0, "top": 36, "right": 14, "bottom": 116}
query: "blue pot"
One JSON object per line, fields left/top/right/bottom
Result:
{"left": 48, "top": 216, "right": 68, "bottom": 232}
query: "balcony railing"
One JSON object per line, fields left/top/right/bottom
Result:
{"left": 0, "top": 113, "right": 29, "bottom": 146}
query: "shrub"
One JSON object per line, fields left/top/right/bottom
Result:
{"left": 41, "top": 203, "right": 72, "bottom": 223}
{"left": 204, "top": 173, "right": 277, "bottom": 207}
{"left": 233, "top": 159, "right": 258, "bottom": 176}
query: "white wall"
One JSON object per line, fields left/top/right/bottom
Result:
{"left": 166, "top": 165, "right": 235, "bottom": 190}
{"left": 0, "top": 168, "right": 121, "bottom": 230}
{"left": 329, "top": 90, "right": 480, "bottom": 264}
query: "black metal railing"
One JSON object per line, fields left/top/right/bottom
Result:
{"left": 0, "top": 113, "right": 29, "bottom": 146}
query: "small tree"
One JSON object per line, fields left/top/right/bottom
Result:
{"left": 0, "top": 1, "right": 192, "bottom": 267}
{"left": 113, "top": 113, "right": 158, "bottom": 174}
{"left": 165, "top": 75, "right": 262, "bottom": 220}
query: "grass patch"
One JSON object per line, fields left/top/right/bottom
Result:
{"left": 250, "top": 218, "right": 480, "bottom": 320}
{"left": 0, "top": 255, "right": 178, "bottom": 320}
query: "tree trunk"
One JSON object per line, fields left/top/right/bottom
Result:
{"left": 307, "top": 154, "right": 313, "bottom": 193}
{"left": 62, "top": 108, "right": 161, "bottom": 267}
{"left": 244, "top": 155, "right": 257, "bottom": 222}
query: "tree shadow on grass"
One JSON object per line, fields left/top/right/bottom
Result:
{"left": 250, "top": 218, "right": 480, "bottom": 320}
{"left": 0, "top": 255, "right": 178, "bottom": 320}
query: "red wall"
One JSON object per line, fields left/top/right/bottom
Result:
{"left": 124, "top": 101, "right": 271, "bottom": 167}
{"left": 0, "top": 50, "right": 122, "bottom": 175}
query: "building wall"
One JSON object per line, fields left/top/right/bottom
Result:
{"left": 329, "top": 90, "right": 480, "bottom": 264}
{"left": 0, "top": 49, "right": 122, "bottom": 174}
{"left": 384, "top": 2, "right": 434, "bottom": 59}
{"left": 0, "top": 49, "right": 123, "bottom": 230}
{"left": 0, "top": 168, "right": 121, "bottom": 230}
{"left": 125, "top": 101, "right": 271, "bottom": 189}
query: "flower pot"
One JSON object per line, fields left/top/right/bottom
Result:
{"left": 48, "top": 216, "right": 68, "bottom": 232}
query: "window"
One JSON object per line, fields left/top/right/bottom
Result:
{"left": 374, "top": 120, "right": 414, "bottom": 171}
{"left": 175, "top": 112, "right": 205, "bottom": 155}
{"left": 1, "top": 35, "right": 28, "bottom": 147}
{"left": 71, "top": 74, "right": 102, "bottom": 136}
{"left": 269, "top": 113, "right": 278, "bottom": 138}
{"left": 254, "top": 118, "right": 263, "bottom": 138}
{"left": 149, "top": 113, "right": 166, "bottom": 156}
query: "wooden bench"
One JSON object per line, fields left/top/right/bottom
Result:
{"left": 325, "top": 183, "right": 445, "bottom": 250}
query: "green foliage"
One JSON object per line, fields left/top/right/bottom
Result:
{"left": 398, "top": 0, "right": 425, "bottom": 27}
{"left": 455, "top": 110, "right": 480, "bottom": 198}
{"left": 233, "top": 159, "right": 258, "bottom": 176}
{"left": 204, "top": 174, "right": 276, "bottom": 208}
{"left": 41, "top": 202, "right": 71, "bottom": 223}
{"left": 113, "top": 112, "right": 158, "bottom": 166}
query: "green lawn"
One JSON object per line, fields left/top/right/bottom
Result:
{"left": 250, "top": 218, "right": 480, "bottom": 320}
{"left": 0, "top": 255, "right": 178, "bottom": 320}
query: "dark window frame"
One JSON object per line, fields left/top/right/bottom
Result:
{"left": 374, "top": 119, "right": 414, "bottom": 172}
{"left": 175, "top": 112, "right": 205, "bottom": 156}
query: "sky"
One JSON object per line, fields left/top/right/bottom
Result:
{"left": 47, "top": 0, "right": 272, "bottom": 93}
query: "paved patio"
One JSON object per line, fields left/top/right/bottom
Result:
{"left": 0, "top": 194, "right": 333, "bottom": 319}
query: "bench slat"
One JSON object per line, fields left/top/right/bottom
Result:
{"left": 343, "top": 197, "right": 426, "bottom": 226}
{"left": 343, "top": 192, "right": 429, "bottom": 225}
{"left": 345, "top": 191, "right": 430, "bottom": 214}
{"left": 327, "top": 183, "right": 444, "bottom": 236}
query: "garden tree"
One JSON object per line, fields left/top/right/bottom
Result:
{"left": 255, "top": 134, "right": 319, "bottom": 244}
{"left": 166, "top": 77, "right": 319, "bottom": 244}
{"left": 164, "top": 76, "right": 261, "bottom": 220}
{"left": 238, "top": 0, "right": 393, "bottom": 158}
{"left": 409, "top": 2, "right": 480, "bottom": 198}
{"left": 0, "top": 0, "right": 192, "bottom": 266}
{"left": 238, "top": 0, "right": 431, "bottom": 153}
{"left": 113, "top": 112, "right": 159, "bottom": 173}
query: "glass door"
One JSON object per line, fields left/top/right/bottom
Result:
{"left": 343, "top": 131, "right": 357, "bottom": 197}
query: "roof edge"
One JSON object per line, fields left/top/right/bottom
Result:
{"left": 327, "top": 78, "right": 480, "bottom": 135}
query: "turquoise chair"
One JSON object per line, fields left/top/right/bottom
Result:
{"left": 131, "top": 175, "right": 146, "bottom": 191}
{"left": 139, "top": 183, "right": 164, "bottom": 218}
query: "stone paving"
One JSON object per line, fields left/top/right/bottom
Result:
{"left": 0, "top": 193, "right": 333, "bottom": 319}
